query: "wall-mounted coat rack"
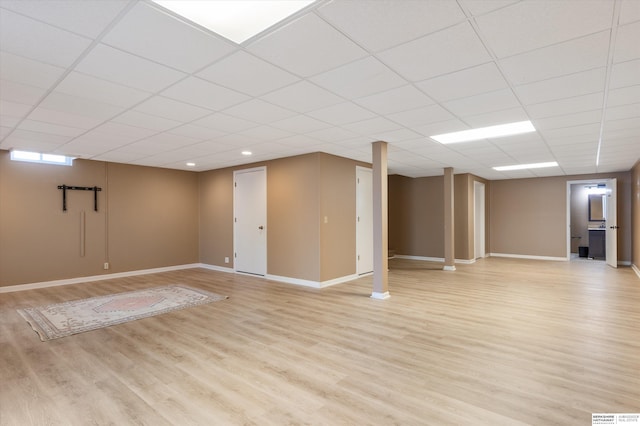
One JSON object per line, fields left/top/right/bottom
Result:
{"left": 57, "top": 185, "right": 102, "bottom": 212}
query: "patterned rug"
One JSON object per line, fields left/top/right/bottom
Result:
{"left": 18, "top": 285, "right": 227, "bottom": 341}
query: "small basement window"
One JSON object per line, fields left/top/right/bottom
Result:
{"left": 10, "top": 150, "right": 74, "bottom": 166}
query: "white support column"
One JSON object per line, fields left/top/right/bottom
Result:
{"left": 371, "top": 141, "right": 390, "bottom": 299}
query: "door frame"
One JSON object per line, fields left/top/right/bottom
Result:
{"left": 565, "top": 178, "right": 616, "bottom": 265}
{"left": 233, "top": 166, "right": 267, "bottom": 276}
{"left": 356, "top": 166, "right": 373, "bottom": 275}
{"left": 473, "top": 181, "right": 486, "bottom": 259}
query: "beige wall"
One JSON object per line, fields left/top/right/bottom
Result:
{"left": 632, "top": 161, "right": 640, "bottom": 270}
{"left": 490, "top": 172, "right": 632, "bottom": 261}
{"left": 0, "top": 151, "right": 199, "bottom": 287}
{"left": 388, "top": 173, "right": 486, "bottom": 261}
{"left": 198, "top": 152, "right": 364, "bottom": 283}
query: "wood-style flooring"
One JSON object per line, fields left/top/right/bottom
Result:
{"left": 1, "top": 257, "right": 639, "bottom": 425}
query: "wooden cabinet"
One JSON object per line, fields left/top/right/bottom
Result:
{"left": 589, "top": 229, "right": 606, "bottom": 259}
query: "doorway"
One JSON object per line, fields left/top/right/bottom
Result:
{"left": 234, "top": 167, "right": 267, "bottom": 275}
{"left": 566, "top": 178, "right": 617, "bottom": 267}
{"left": 356, "top": 166, "right": 373, "bottom": 275}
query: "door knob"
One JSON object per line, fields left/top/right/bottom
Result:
{"left": 258, "top": 226, "right": 264, "bottom": 230}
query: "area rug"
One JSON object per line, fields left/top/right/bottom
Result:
{"left": 18, "top": 285, "right": 227, "bottom": 341}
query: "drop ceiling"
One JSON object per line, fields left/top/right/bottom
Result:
{"left": 1, "top": 0, "right": 639, "bottom": 179}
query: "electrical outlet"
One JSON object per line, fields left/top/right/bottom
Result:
{"left": 224, "top": 257, "right": 229, "bottom": 264}
{"left": 103, "top": 262, "right": 109, "bottom": 270}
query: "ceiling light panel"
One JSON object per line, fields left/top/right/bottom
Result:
{"left": 493, "top": 161, "right": 558, "bottom": 171}
{"left": 152, "top": 1, "right": 315, "bottom": 44}
{"left": 431, "top": 121, "right": 536, "bottom": 144}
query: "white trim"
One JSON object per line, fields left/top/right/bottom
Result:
{"left": 265, "top": 273, "right": 359, "bottom": 289}
{"left": 370, "top": 291, "right": 390, "bottom": 300}
{"left": 617, "top": 260, "right": 631, "bottom": 266}
{"left": 443, "top": 265, "right": 457, "bottom": 271}
{"left": 395, "top": 255, "right": 475, "bottom": 264}
{"left": 198, "top": 263, "right": 234, "bottom": 274}
{"left": 632, "top": 264, "right": 640, "bottom": 279}
{"left": 489, "top": 253, "right": 567, "bottom": 262}
{"left": 0, "top": 264, "right": 202, "bottom": 294}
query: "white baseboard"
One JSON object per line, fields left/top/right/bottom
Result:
{"left": 198, "top": 263, "right": 234, "bottom": 274}
{"left": 489, "top": 253, "right": 567, "bottom": 262}
{"left": 371, "top": 291, "right": 390, "bottom": 300}
{"left": 0, "top": 263, "right": 202, "bottom": 294}
{"left": 443, "top": 265, "right": 457, "bottom": 271}
{"left": 264, "top": 273, "right": 359, "bottom": 289}
{"left": 394, "top": 255, "right": 475, "bottom": 264}
{"left": 632, "top": 264, "right": 640, "bottom": 279}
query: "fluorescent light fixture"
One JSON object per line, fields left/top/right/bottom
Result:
{"left": 241, "top": 151, "right": 252, "bottom": 156}
{"left": 151, "top": 1, "right": 315, "bottom": 44}
{"left": 493, "top": 161, "right": 558, "bottom": 171}
{"left": 431, "top": 121, "right": 535, "bottom": 144}
{"left": 186, "top": 162, "right": 196, "bottom": 167}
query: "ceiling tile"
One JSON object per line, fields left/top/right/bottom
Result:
{"left": 310, "top": 56, "right": 407, "bottom": 99}
{"left": 270, "top": 115, "right": 330, "bottom": 134}
{"left": 533, "top": 109, "right": 602, "bottom": 131}
{"left": 27, "top": 106, "right": 104, "bottom": 129}
{"left": 620, "top": 0, "right": 640, "bottom": 25}
{"left": 416, "top": 62, "right": 509, "bottom": 103}
{"left": 0, "top": 79, "right": 48, "bottom": 106}
{"left": 262, "top": 81, "right": 343, "bottom": 113}
{"left": 0, "top": 8, "right": 91, "bottom": 67}
{"left": 476, "top": 0, "right": 613, "bottom": 58}
{"left": 354, "top": 85, "right": 434, "bottom": 115}
{"left": 377, "top": 22, "right": 491, "bottom": 82}
{"left": 55, "top": 71, "right": 151, "bottom": 108}
{"left": 307, "top": 102, "right": 376, "bottom": 125}
{"left": 613, "top": 20, "right": 640, "bottom": 64}
{"left": 343, "top": 117, "right": 402, "bottom": 135}
{"left": 247, "top": 13, "right": 367, "bottom": 77}
{"left": 387, "top": 104, "right": 454, "bottom": 128}
{"left": 102, "top": 2, "right": 235, "bottom": 73}
{"left": 443, "top": 88, "right": 520, "bottom": 117}
{"left": 0, "top": 0, "right": 129, "bottom": 39}
{"left": 93, "top": 121, "right": 157, "bottom": 141}
{"left": 197, "top": 51, "right": 299, "bottom": 96}
{"left": 17, "top": 119, "right": 86, "bottom": 137}
{"left": 499, "top": 31, "right": 609, "bottom": 85}
{"left": 0, "top": 51, "right": 66, "bottom": 89}
{"left": 75, "top": 44, "right": 186, "bottom": 92}
{"left": 134, "top": 96, "right": 212, "bottom": 122}
{"left": 40, "top": 92, "right": 123, "bottom": 121}
{"left": 459, "top": 0, "right": 519, "bottom": 16}
{"left": 527, "top": 92, "right": 604, "bottom": 119}
{"left": 607, "top": 84, "right": 640, "bottom": 107}
{"left": 222, "top": 99, "right": 297, "bottom": 124}
{"left": 236, "top": 125, "right": 292, "bottom": 141}
{"left": 0, "top": 100, "right": 32, "bottom": 120}
{"left": 161, "top": 76, "right": 249, "bottom": 111}
{"left": 167, "top": 124, "right": 226, "bottom": 141}
{"left": 112, "top": 110, "right": 182, "bottom": 132}
{"left": 514, "top": 68, "right": 606, "bottom": 105}
{"left": 192, "top": 113, "right": 259, "bottom": 133}
{"left": 318, "top": 0, "right": 466, "bottom": 52}
{"left": 609, "top": 59, "right": 640, "bottom": 89}
{"left": 463, "top": 106, "right": 530, "bottom": 128}
{"left": 305, "top": 126, "right": 358, "bottom": 143}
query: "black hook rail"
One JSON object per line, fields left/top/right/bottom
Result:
{"left": 57, "top": 185, "right": 102, "bottom": 212}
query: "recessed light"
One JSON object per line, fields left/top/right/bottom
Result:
{"left": 241, "top": 151, "right": 252, "bottom": 156}
{"left": 493, "top": 161, "right": 558, "bottom": 171}
{"left": 431, "top": 121, "right": 535, "bottom": 144}
{"left": 186, "top": 162, "right": 196, "bottom": 167}
{"left": 151, "top": 0, "right": 315, "bottom": 44}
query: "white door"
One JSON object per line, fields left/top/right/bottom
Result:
{"left": 356, "top": 167, "right": 373, "bottom": 275}
{"left": 234, "top": 167, "right": 267, "bottom": 275}
{"left": 605, "top": 178, "right": 618, "bottom": 268}
{"left": 474, "top": 181, "right": 486, "bottom": 259}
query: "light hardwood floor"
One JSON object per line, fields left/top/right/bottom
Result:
{"left": 1, "top": 258, "right": 639, "bottom": 425}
